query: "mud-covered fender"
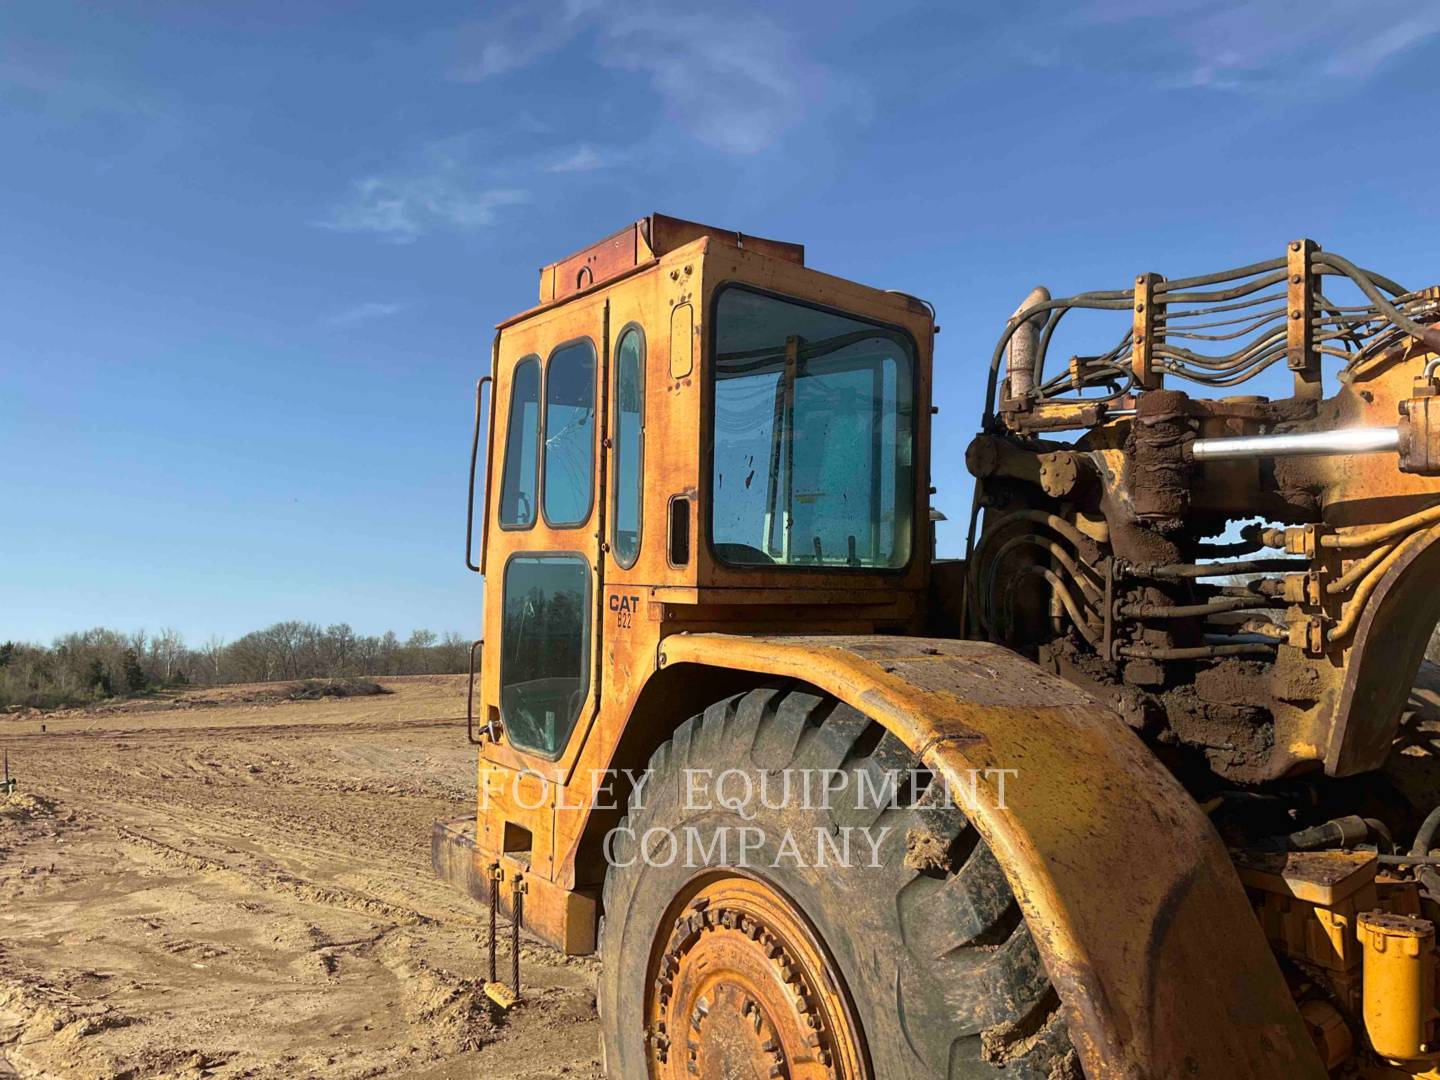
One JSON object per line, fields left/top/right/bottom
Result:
{"left": 659, "top": 633, "right": 1324, "bottom": 1080}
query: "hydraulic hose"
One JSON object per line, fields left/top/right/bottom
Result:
{"left": 1119, "top": 595, "right": 1279, "bottom": 620}
{"left": 969, "top": 509, "right": 1099, "bottom": 635}
{"left": 1147, "top": 558, "right": 1308, "bottom": 579}
{"left": 1328, "top": 526, "right": 1440, "bottom": 643}
{"left": 1409, "top": 804, "right": 1440, "bottom": 903}
{"left": 983, "top": 534, "right": 1103, "bottom": 619}
{"left": 1003, "top": 565, "right": 1100, "bottom": 646}
{"left": 1117, "top": 641, "right": 1276, "bottom": 661}
{"left": 1327, "top": 542, "right": 1397, "bottom": 595}
{"left": 1324, "top": 503, "right": 1440, "bottom": 550}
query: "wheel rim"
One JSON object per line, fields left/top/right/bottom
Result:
{"left": 644, "top": 873, "right": 871, "bottom": 1080}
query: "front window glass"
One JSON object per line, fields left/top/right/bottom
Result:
{"left": 500, "top": 554, "right": 590, "bottom": 756}
{"left": 498, "top": 357, "right": 540, "bottom": 527}
{"left": 612, "top": 328, "right": 644, "bottom": 568}
{"left": 543, "top": 341, "right": 596, "bottom": 527}
{"left": 711, "top": 288, "right": 915, "bottom": 569}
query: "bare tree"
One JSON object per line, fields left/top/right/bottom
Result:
{"left": 153, "top": 627, "right": 185, "bottom": 683}
{"left": 201, "top": 636, "right": 226, "bottom": 681}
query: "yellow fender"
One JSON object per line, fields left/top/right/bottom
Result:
{"left": 659, "top": 633, "right": 1325, "bottom": 1079}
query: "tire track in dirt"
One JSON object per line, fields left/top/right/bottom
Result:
{"left": 0, "top": 678, "right": 602, "bottom": 1078}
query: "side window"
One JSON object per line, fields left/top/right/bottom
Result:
{"left": 710, "top": 287, "right": 915, "bottom": 568}
{"left": 612, "top": 328, "right": 644, "bottom": 568}
{"left": 498, "top": 357, "right": 540, "bottom": 528}
{"left": 543, "top": 340, "right": 596, "bottom": 527}
{"left": 500, "top": 554, "right": 590, "bottom": 757}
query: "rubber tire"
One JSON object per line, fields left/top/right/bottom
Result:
{"left": 598, "top": 685, "right": 1080, "bottom": 1079}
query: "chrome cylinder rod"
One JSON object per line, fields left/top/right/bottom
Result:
{"left": 1190, "top": 426, "right": 1399, "bottom": 462}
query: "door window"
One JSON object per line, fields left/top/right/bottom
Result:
{"left": 612, "top": 328, "right": 645, "bottom": 567}
{"left": 543, "top": 341, "right": 596, "bottom": 527}
{"left": 499, "top": 554, "right": 591, "bottom": 757}
{"left": 498, "top": 357, "right": 540, "bottom": 528}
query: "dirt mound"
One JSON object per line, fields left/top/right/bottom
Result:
{"left": 284, "top": 678, "right": 390, "bottom": 701}
{"left": 0, "top": 790, "right": 55, "bottom": 822}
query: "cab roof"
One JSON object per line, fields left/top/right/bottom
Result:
{"left": 537, "top": 213, "right": 803, "bottom": 306}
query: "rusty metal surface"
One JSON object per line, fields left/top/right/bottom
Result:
{"left": 1326, "top": 528, "right": 1440, "bottom": 774}
{"left": 646, "top": 874, "right": 869, "bottom": 1079}
{"left": 658, "top": 632, "right": 1326, "bottom": 1080}
{"left": 540, "top": 220, "right": 644, "bottom": 304}
{"left": 968, "top": 240, "right": 1440, "bottom": 780}
{"left": 1232, "top": 849, "right": 1376, "bottom": 906}
{"left": 535, "top": 212, "right": 804, "bottom": 309}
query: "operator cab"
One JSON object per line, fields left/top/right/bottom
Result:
{"left": 472, "top": 214, "right": 936, "bottom": 779}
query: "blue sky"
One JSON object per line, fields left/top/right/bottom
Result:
{"left": 3, "top": 0, "right": 1439, "bottom": 645}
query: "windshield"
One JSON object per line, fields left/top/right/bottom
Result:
{"left": 710, "top": 287, "right": 915, "bottom": 569}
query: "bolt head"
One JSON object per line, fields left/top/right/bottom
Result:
{"left": 1135, "top": 303, "right": 1145, "bottom": 313}
{"left": 1292, "top": 274, "right": 1303, "bottom": 284}
{"left": 1291, "top": 310, "right": 1303, "bottom": 319}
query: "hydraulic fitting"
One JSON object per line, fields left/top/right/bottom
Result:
{"left": 1400, "top": 395, "right": 1440, "bottom": 475}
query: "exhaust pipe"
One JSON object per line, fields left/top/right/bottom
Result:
{"left": 1005, "top": 286, "right": 1051, "bottom": 401}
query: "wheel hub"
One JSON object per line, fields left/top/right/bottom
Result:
{"left": 644, "top": 875, "right": 869, "bottom": 1080}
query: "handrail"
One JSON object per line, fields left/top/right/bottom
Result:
{"left": 465, "top": 375, "right": 493, "bottom": 572}
{"left": 466, "top": 639, "right": 486, "bottom": 744}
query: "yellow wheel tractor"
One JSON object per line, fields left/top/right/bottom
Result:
{"left": 435, "top": 215, "right": 1440, "bottom": 1078}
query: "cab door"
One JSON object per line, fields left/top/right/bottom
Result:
{"left": 480, "top": 295, "right": 607, "bottom": 805}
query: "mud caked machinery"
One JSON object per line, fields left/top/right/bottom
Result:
{"left": 435, "top": 213, "right": 1440, "bottom": 1078}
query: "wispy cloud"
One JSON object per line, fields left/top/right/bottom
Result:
{"left": 0, "top": 52, "right": 165, "bottom": 121}
{"left": 545, "top": 144, "right": 613, "bottom": 173}
{"left": 318, "top": 141, "right": 528, "bottom": 244}
{"left": 324, "top": 3, "right": 860, "bottom": 245}
{"left": 600, "top": 10, "right": 858, "bottom": 156}
{"left": 448, "top": 0, "right": 602, "bottom": 80}
{"left": 450, "top": 3, "right": 864, "bottom": 156}
{"left": 325, "top": 301, "right": 406, "bottom": 328}
{"left": 1074, "top": 0, "right": 1440, "bottom": 92}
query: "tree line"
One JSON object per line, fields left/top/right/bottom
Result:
{"left": 0, "top": 622, "right": 471, "bottom": 709}
{"left": 3, "top": 618, "right": 1436, "bottom": 712}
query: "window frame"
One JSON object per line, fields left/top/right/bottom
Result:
{"left": 610, "top": 322, "right": 646, "bottom": 570}
{"left": 704, "top": 282, "right": 920, "bottom": 576}
{"left": 497, "top": 549, "right": 593, "bottom": 761}
{"left": 497, "top": 354, "right": 542, "bottom": 532}
{"left": 539, "top": 336, "right": 598, "bottom": 531}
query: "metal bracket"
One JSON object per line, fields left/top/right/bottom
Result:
{"left": 1288, "top": 239, "right": 1322, "bottom": 398}
{"left": 1132, "top": 273, "right": 1165, "bottom": 389}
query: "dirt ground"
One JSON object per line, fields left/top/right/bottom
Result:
{"left": 0, "top": 676, "right": 602, "bottom": 1080}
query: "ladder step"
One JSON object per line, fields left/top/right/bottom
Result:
{"left": 483, "top": 981, "right": 518, "bottom": 1010}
